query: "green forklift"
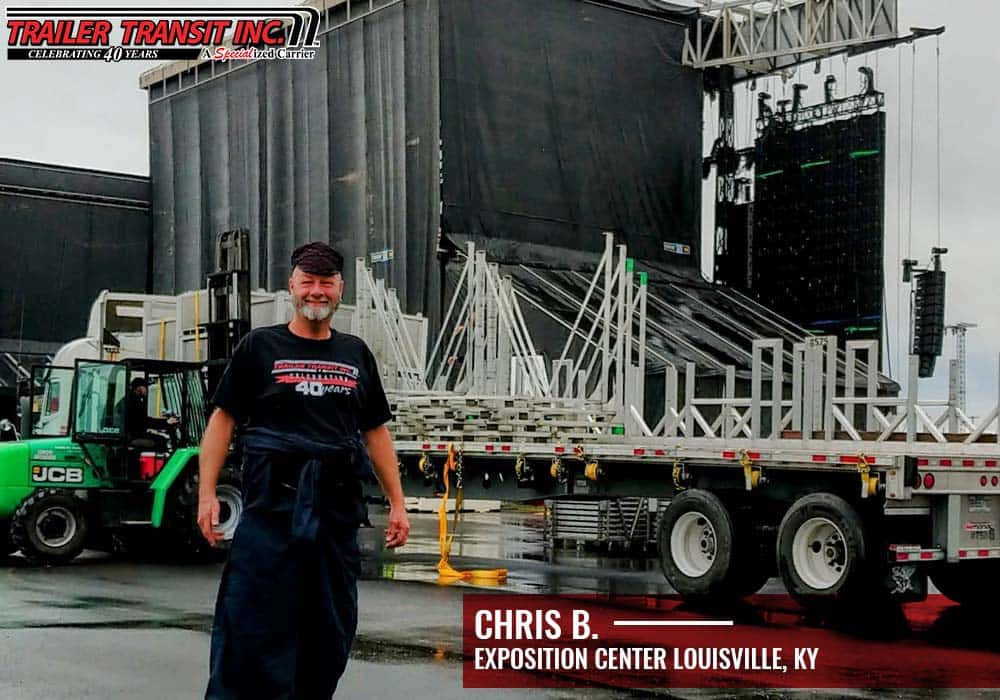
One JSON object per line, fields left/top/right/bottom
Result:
{"left": 0, "top": 358, "right": 242, "bottom": 564}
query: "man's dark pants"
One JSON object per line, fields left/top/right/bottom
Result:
{"left": 206, "top": 509, "right": 361, "bottom": 699}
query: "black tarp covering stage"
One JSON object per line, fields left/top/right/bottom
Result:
{"left": 439, "top": 0, "right": 702, "bottom": 267}
{"left": 147, "top": 0, "right": 440, "bottom": 319}
{"left": 146, "top": 0, "right": 702, "bottom": 334}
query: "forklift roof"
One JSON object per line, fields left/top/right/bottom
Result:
{"left": 117, "top": 358, "right": 204, "bottom": 373}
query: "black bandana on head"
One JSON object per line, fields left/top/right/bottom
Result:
{"left": 291, "top": 242, "right": 344, "bottom": 276}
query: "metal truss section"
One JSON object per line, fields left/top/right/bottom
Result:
{"left": 758, "top": 88, "right": 884, "bottom": 130}
{"left": 684, "top": 0, "right": 898, "bottom": 74}
{"left": 352, "top": 258, "right": 428, "bottom": 392}
{"left": 398, "top": 236, "right": 1000, "bottom": 454}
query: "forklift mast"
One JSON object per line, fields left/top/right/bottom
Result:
{"left": 203, "top": 229, "right": 251, "bottom": 396}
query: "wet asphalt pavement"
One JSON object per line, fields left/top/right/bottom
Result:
{"left": 1, "top": 507, "right": 998, "bottom": 699}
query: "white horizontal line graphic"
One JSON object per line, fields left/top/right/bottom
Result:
{"left": 612, "top": 620, "right": 734, "bottom": 627}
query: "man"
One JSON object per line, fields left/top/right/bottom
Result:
{"left": 198, "top": 242, "right": 410, "bottom": 698}
{"left": 116, "top": 377, "right": 178, "bottom": 446}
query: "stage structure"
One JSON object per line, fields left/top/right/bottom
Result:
{"left": 718, "top": 69, "right": 886, "bottom": 345}
{"left": 137, "top": 0, "right": 919, "bottom": 395}
{"left": 140, "top": 0, "right": 704, "bottom": 335}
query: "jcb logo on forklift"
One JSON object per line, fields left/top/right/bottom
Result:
{"left": 31, "top": 466, "right": 84, "bottom": 483}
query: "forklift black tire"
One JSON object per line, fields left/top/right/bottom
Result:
{"left": 930, "top": 561, "right": 1000, "bottom": 607}
{"left": 11, "top": 489, "right": 90, "bottom": 564}
{"left": 165, "top": 465, "right": 243, "bottom": 561}
{"left": 777, "top": 493, "right": 870, "bottom": 611}
{"left": 657, "top": 489, "right": 737, "bottom": 598}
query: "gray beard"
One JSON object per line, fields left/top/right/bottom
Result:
{"left": 298, "top": 300, "right": 334, "bottom": 322}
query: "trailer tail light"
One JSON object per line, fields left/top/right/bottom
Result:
{"left": 981, "top": 476, "right": 989, "bottom": 487}
{"left": 993, "top": 476, "right": 999, "bottom": 487}
{"left": 139, "top": 452, "right": 166, "bottom": 480}
{"left": 917, "top": 458, "right": 929, "bottom": 466}
{"left": 963, "top": 460, "right": 975, "bottom": 467}
{"left": 939, "top": 459, "right": 952, "bottom": 467}
{"left": 922, "top": 473, "right": 936, "bottom": 490}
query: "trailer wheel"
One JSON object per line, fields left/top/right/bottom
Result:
{"left": 930, "top": 562, "right": 1000, "bottom": 607}
{"left": 657, "top": 490, "right": 738, "bottom": 598}
{"left": 10, "top": 489, "right": 90, "bottom": 564}
{"left": 777, "top": 493, "right": 870, "bottom": 609}
{"left": 165, "top": 465, "right": 243, "bottom": 560}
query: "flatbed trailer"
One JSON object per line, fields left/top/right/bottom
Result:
{"left": 388, "top": 390, "right": 1000, "bottom": 610}
{"left": 383, "top": 236, "right": 1000, "bottom": 611}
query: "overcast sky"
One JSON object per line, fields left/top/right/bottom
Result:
{"left": 1, "top": 0, "right": 997, "bottom": 419}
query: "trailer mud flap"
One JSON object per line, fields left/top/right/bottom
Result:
{"left": 903, "top": 456, "right": 920, "bottom": 489}
{"left": 884, "top": 563, "right": 927, "bottom": 602}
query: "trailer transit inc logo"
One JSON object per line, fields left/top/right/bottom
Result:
{"left": 4, "top": 6, "right": 321, "bottom": 62}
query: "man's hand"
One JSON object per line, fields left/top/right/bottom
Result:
{"left": 384, "top": 503, "right": 410, "bottom": 548}
{"left": 198, "top": 408, "right": 236, "bottom": 547}
{"left": 198, "top": 493, "right": 224, "bottom": 546}
{"left": 365, "top": 424, "right": 409, "bottom": 548}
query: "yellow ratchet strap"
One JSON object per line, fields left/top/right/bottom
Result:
{"left": 436, "top": 444, "right": 508, "bottom": 585}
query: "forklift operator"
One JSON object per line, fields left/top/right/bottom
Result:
{"left": 117, "top": 377, "right": 179, "bottom": 447}
{"left": 197, "top": 241, "right": 410, "bottom": 699}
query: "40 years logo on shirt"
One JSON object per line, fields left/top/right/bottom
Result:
{"left": 272, "top": 359, "right": 359, "bottom": 398}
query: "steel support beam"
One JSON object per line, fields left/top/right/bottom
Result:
{"left": 684, "top": 0, "right": 898, "bottom": 75}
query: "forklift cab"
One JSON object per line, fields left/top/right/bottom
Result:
{"left": 70, "top": 358, "right": 208, "bottom": 482}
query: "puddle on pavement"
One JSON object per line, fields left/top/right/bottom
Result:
{"left": 351, "top": 636, "right": 463, "bottom": 665}
{"left": 360, "top": 507, "right": 669, "bottom": 595}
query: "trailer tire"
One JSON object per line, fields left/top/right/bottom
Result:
{"left": 657, "top": 489, "right": 740, "bottom": 598}
{"left": 930, "top": 562, "right": 1000, "bottom": 607}
{"left": 777, "top": 493, "right": 870, "bottom": 610}
{"left": 164, "top": 465, "right": 243, "bottom": 561}
{"left": 10, "top": 489, "right": 90, "bottom": 564}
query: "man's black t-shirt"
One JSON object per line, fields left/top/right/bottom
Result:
{"left": 210, "top": 325, "right": 393, "bottom": 441}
